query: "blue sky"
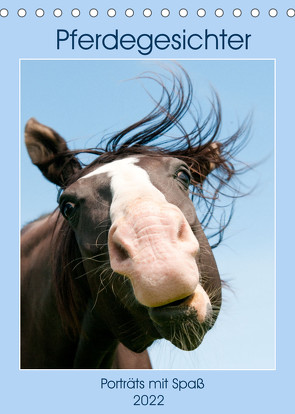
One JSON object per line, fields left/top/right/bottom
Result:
{"left": 21, "top": 60, "right": 274, "bottom": 369}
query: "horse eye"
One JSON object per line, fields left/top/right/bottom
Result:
{"left": 61, "top": 201, "right": 76, "bottom": 219}
{"left": 176, "top": 170, "right": 191, "bottom": 188}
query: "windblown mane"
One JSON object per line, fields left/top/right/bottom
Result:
{"left": 46, "top": 67, "right": 250, "bottom": 334}
{"left": 51, "top": 67, "right": 249, "bottom": 242}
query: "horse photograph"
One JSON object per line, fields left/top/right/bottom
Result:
{"left": 20, "top": 60, "right": 274, "bottom": 369}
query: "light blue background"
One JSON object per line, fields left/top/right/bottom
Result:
{"left": 0, "top": 0, "right": 293, "bottom": 413}
{"left": 20, "top": 59, "right": 275, "bottom": 371}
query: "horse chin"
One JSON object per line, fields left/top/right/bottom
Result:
{"left": 148, "top": 296, "right": 215, "bottom": 351}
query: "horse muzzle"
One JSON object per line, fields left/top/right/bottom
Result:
{"left": 108, "top": 199, "right": 201, "bottom": 308}
{"left": 148, "top": 285, "right": 214, "bottom": 350}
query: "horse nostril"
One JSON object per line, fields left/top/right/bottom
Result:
{"left": 176, "top": 217, "right": 199, "bottom": 257}
{"left": 113, "top": 241, "right": 130, "bottom": 261}
{"left": 177, "top": 221, "right": 186, "bottom": 241}
{"left": 108, "top": 224, "right": 132, "bottom": 263}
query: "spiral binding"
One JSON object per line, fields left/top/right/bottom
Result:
{"left": 0, "top": 8, "right": 294, "bottom": 18}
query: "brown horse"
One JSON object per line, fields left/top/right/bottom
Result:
{"left": 21, "top": 69, "right": 247, "bottom": 369}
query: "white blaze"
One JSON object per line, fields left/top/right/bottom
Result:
{"left": 80, "top": 157, "right": 166, "bottom": 221}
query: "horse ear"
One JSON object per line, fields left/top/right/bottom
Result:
{"left": 25, "top": 118, "right": 81, "bottom": 187}
{"left": 195, "top": 142, "right": 222, "bottom": 183}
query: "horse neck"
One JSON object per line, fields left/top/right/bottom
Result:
{"left": 21, "top": 211, "right": 59, "bottom": 255}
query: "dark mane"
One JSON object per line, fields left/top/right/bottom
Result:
{"left": 46, "top": 67, "right": 250, "bottom": 334}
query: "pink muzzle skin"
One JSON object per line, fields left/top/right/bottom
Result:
{"left": 108, "top": 200, "right": 200, "bottom": 308}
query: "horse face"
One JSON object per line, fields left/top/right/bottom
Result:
{"left": 59, "top": 155, "right": 221, "bottom": 351}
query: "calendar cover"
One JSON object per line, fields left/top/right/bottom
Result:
{"left": 0, "top": 0, "right": 292, "bottom": 412}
